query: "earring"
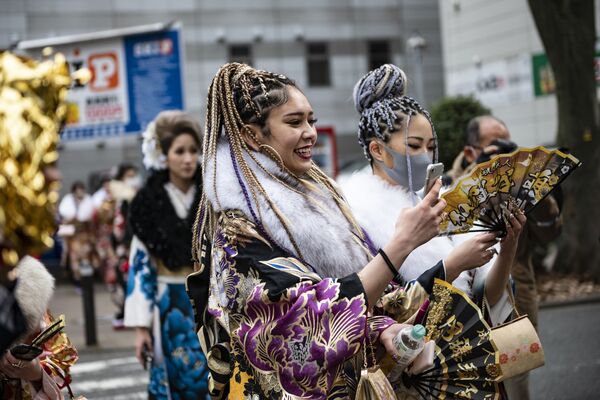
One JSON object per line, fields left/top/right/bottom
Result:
{"left": 259, "top": 143, "right": 288, "bottom": 172}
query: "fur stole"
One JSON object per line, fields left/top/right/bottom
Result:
{"left": 58, "top": 193, "right": 94, "bottom": 222}
{"left": 339, "top": 171, "right": 477, "bottom": 294}
{"left": 129, "top": 170, "right": 202, "bottom": 270}
{"left": 15, "top": 256, "right": 55, "bottom": 331}
{"left": 203, "top": 141, "right": 371, "bottom": 278}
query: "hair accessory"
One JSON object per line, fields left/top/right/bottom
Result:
{"left": 240, "top": 76, "right": 262, "bottom": 119}
{"left": 141, "top": 121, "right": 167, "bottom": 170}
{"left": 258, "top": 76, "right": 269, "bottom": 102}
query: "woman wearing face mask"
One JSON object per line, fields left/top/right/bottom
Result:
{"left": 186, "top": 63, "right": 446, "bottom": 399}
{"left": 340, "top": 64, "right": 525, "bottom": 326}
{"left": 124, "top": 111, "right": 209, "bottom": 399}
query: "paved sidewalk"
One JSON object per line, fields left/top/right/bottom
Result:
{"left": 49, "top": 283, "right": 135, "bottom": 350}
{"left": 69, "top": 347, "right": 147, "bottom": 399}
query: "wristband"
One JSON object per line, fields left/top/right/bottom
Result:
{"left": 378, "top": 248, "right": 398, "bottom": 278}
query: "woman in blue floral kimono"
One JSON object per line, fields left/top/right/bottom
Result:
{"left": 125, "top": 110, "right": 209, "bottom": 399}
{"left": 186, "top": 63, "right": 447, "bottom": 399}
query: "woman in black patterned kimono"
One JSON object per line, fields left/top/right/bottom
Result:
{"left": 186, "top": 63, "right": 448, "bottom": 399}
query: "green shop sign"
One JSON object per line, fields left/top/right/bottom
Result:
{"left": 532, "top": 52, "right": 600, "bottom": 97}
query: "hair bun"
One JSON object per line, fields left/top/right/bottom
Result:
{"left": 352, "top": 64, "right": 407, "bottom": 114}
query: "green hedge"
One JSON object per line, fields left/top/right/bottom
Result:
{"left": 429, "top": 95, "right": 490, "bottom": 170}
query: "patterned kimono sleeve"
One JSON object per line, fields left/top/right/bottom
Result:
{"left": 124, "top": 235, "right": 158, "bottom": 328}
{"left": 367, "top": 315, "right": 397, "bottom": 343}
{"left": 240, "top": 274, "right": 370, "bottom": 395}
{"left": 210, "top": 227, "right": 384, "bottom": 398}
{"left": 378, "top": 261, "right": 445, "bottom": 323}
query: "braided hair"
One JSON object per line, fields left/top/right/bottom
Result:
{"left": 192, "top": 63, "right": 365, "bottom": 263}
{"left": 352, "top": 64, "right": 438, "bottom": 163}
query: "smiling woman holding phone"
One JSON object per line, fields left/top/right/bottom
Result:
{"left": 185, "top": 63, "right": 452, "bottom": 399}
{"left": 340, "top": 64, "right": 524, "bottom": 325}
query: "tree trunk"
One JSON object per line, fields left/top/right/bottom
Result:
{"left": 528, "top": 0, "right": 600, "bottom": 278}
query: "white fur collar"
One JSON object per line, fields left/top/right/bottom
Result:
{"left": 203, "top": 141, "right": 371, "bottom": 278}
{"left": 339, "top": 171, "right": 476, "bottom": 294}
{"left": 15, "top": 256, "right": 55, "bottom": 331}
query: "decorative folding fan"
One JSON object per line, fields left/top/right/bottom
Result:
{"left": 439, "top": 146, "right": 580, "bottom": 235}
{"left": 10, "top": 315, "right": 66, "bottom": 361}
{"left": 32, "top": 314, "right": 65, "bottom": 347}
{"left": 396, "top": 279, "right": 502, "bottom": 400}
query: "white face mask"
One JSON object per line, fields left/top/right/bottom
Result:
{"left": 375, "top": 144, "right": 432, "bottom": 191}
{"left": 124, "top": 175, "right": 142, "bottom": 190}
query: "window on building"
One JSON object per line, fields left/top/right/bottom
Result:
{"left": 229, "top": 44, "right": 253, "bottom": 66}
{"left": 368, "top": 40, "right": 391, "bottom": 71}
{"left": 306, "top": 42, "right": 331, "bottom": 87}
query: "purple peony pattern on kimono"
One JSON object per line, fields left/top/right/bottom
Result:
{"left": 188, "top": 214, "right": 401, "bottom": 399}
{"left": 237, "top": 279, "right": 368, "bottom": 397}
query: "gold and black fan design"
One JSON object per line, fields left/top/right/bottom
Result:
{"left": 397, "top": 279, "right": 502, "bottom": 400}
{"left": 439, "top": 146, "right": 580, "bottom": 235}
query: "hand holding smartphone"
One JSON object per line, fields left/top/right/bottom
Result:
{"left": 423, "top": 163, "right": 445, "bottom": 194}
{"left": 142, "top": 344, "right": 153, "bottom": 371}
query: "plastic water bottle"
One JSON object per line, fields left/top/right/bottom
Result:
{"left": 388, "top": 324, "right": 426, "bottom": 380}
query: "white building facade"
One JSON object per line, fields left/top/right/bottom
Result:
{"left": 1, "top": 0, "right": 445, "bottom": 188}
{"left": 439, "top": 0, "right": 600, "bottom": 147}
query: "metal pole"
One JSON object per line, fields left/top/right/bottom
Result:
{"left": 407, "top": 32, "right": 427, "bottom": 104}
{"left": 79, "top": 260, "right": 97, "bottom": 346}
{"left": 413, "top": 48, "right": 425, "bottom": 104}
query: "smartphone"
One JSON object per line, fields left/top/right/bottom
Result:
{"left": 423, "top": 163, "right": 445, "bottom": 194}
{"left": 10, "top": 344, "right": 43, "bottom": 361}
{"left": 142, "top": 344, "right": 154, "bottom": 371}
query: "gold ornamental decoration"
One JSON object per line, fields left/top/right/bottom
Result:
{"left": 0, "top": 51, "right": 72, "bottom": 270}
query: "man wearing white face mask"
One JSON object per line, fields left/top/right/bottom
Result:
{"left": 340, "top": 65, "right": 524, "bottom": 334}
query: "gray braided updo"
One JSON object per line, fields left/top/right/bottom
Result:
{"left": 352, "top": 64, "right": 438, "bottom": 162}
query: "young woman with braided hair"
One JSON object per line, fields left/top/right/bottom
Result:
{"left": 341, "top": 64, "right": 525, "bottom": 330}
{"left": 186, "top": 63, "right": 446, "bottom": 399}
